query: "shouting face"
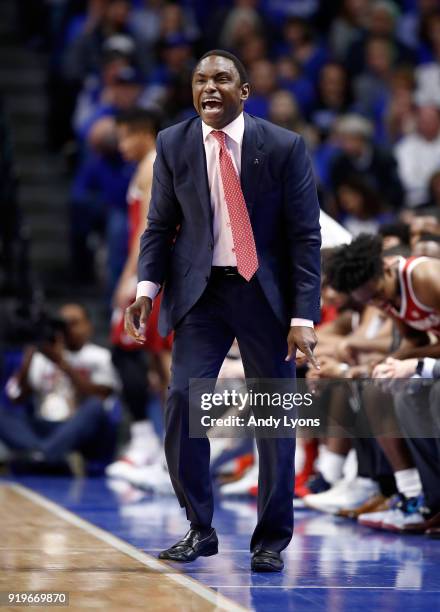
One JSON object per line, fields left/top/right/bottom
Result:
{"left": 192, "top": 55, "right": 249, "bottom": 129}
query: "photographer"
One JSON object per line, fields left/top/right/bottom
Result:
{"left": 1, "top": 303, "right": 120, "bottom": 467}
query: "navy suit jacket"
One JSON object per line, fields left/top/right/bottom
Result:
{"left": 138, "top": 113, "right": 321, "bottom": 337}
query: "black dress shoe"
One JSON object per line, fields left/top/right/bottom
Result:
{"left": 251, "top": 548, "right": 284, "bottom": 572}
{"left": 158, "top": 528, "right": 218, "bottom": 562}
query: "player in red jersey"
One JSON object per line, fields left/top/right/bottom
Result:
{"left": 324, "top": 234, "right": 440, "bottom": 533}
{"left": 107, "top": 108, "right": 172, "bottom": 481}
{"left": 325, "top": 234, "right": 440, "bottom": 357}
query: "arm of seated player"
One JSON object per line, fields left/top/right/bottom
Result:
{"left": 113, "top": 160, "right": 153, "bottom": 307}
{"left": 390, "top": 319, "right": 431, "bottom": 359}
{"left": 411, "top": 258, "right": 440, "bottom": 312}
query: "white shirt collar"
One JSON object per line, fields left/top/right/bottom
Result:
{"left": 202, "top": 112, "right": 244, "bottom": 146}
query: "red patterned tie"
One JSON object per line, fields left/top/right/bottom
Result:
{"left": 211, "top": 130, "right": 259, "bottom": 281}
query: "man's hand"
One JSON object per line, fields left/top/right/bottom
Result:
{"left": 286, "top": 325, "right": 320, "bottom": 369}
{"left": 335, "top": 338, "right": 357, "bottom": 365}
{"left": 124, "top": 297, "right": 153, "bottom": 343}
{"left": 373, "top": 356, "right": 417, "bottom": 380}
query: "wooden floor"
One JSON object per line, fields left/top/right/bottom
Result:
{"left": 0, "top": 484, "right": 245, "bottom": 611}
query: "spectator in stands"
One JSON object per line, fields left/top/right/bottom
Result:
{"left": 310, "top": 62, "right": 353, "bottom": 143}
{"left": 73, "top": 45, "right": 133, "bottom": 138}
{"left": 330, "top": 114, "right": 404, "bottom": 210}
{"left": 378, "top": 221, "right": 410, "bottom": 250}
{"left": 412, "top": 233, "right": 440, "bottom": 259}
{"left": 218, "top": 1, "right": 262, "bottom": 50}
{"left": 335, "top": 176, "right": 393, "bottom": 237}
{"left": 70, "top": 116, "right": 134, "bottom": 292}
{"left": 417, "top": 8, "right": 440, "bottom": 65}
{"left": 353, "top": 36, "right": 398, "bottom": 122}
{"left": 129, "top": 0, "right": 200, "bottom": 53}
{"left": 78, "top": 65, "right": 146, "bottom": 141}
{"left": 238, "top": 34, "right": 269, "bottom": 68}
{"left": 1, "top": 303, "right": 119, "bottom": 468}
{"left": 328, "top": 0, "right": 370, "bottom": 62}
{"left": 156, "top": 1, "right": 200, "bottom": 45}
{"left": 267, "top": 89, "right": 304, "bottom": 134}
{"left": 277, "top": 17, "right": 328, "bottom": 84}
{"left": 394, "top": 104, "right": 440, "bottom": 207}
{"left": 408, "top": 214, "right": 440, "bottom": 250}
{"left": 275, "top": 56, "right": 315, "bottom": 117}
{"left": 150, "top": 35, "right": 196, "bottom": 122}
{"left": 245, "top": 59, "right": 277, "bottom": 119}
{"left": 63, "top": 0, "right": 150, "bottom": 85}
{"left": 424, "top": 170, "right": 440, "bottom": 218}
{"left": 344, "top": 0, "right": 414, "bottom": 76}
{"left": 398, "top": 0, "right": 438, "bottom": 51}
{"left": 384, "top": 66, "right": 417, "bottom": 144}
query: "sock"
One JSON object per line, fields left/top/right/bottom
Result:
{"left": 319, "top": 449, "right": 346, "bottom": 484}
{"left": 395, "top": 468, "right": 423, "bottom": 499}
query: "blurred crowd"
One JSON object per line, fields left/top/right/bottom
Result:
{"left": 1, "top": 0, "right": 440, "bottom": 539}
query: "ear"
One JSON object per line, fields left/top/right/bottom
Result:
{"left": 240, "top": 82, "right": 250, "bottom": 102}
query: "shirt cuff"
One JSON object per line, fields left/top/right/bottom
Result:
{"left": 421, "top": 357, "right": 437, "bottom": 378}
{"left": 136, "top": 281, "right": 160, "bottom": 301}
{"left": 290, "top": 318, "right": 314, "bottom": 328}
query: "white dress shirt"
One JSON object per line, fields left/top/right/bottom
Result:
{"left": 136, "top": 112, "right": 313, "bottom": 328}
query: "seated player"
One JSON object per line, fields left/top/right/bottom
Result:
{"left": 324, "top": 234, "right": 440, "bottom": 533}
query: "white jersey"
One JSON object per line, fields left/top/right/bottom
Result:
{"left": 27, "top": 343, "right": 120, "bottom": 421}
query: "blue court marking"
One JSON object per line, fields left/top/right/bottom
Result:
{"left": 4, "top": 476, "right": 440, "bottom": 612}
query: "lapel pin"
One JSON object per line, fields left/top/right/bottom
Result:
{"left": 253, "top": 158, "right": 260, "bottom": 165}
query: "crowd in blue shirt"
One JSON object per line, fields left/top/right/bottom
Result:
{"left": 19, "top": 0, "right": 440, "bottom": 294}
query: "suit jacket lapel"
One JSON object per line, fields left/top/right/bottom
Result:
{"left": 241, "top": 113, "right": 265, "bottom": 215}
{"left": 187, "top": 118, "right": 213, "bottom": 229}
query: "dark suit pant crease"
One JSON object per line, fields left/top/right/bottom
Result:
{"left": 165, "top": 274, "right": 295, "bottom": 553}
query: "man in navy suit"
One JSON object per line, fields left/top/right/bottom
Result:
{"left": 125, "top": 50, "right": 321, "bottom": 572}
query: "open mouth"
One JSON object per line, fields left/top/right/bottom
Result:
{"left": 201, "top": 98, "right": 223, "bottom": 112}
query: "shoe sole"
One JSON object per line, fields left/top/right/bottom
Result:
{"left": 251, "top": 562, "right": 284, "bottom": 573}
{"left": 303, "top": 501, "right": 340, "bottom": 514}
{"left": 358, "top": 520, "right": 385, "bottom": 530}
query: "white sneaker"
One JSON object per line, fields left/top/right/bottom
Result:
{"left": 127, "top": 463, "right": 174, "bottom": 495}
{"left": 105, "top": 421, "right": 161, "bottom": 479}
{"left": 303, "top": 477, "right": 379, "bottom": 514}
{"left": 359, "top": 494, "right": 428, "bottom": 532}
{"left": 105, "top": 459, "right": 140, "bottom": 480}
{"left": 219, "top": 463, "right": 259, "bottom": 497}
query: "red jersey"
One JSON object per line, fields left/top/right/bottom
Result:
{"left": 111, "top": 162, "right": 173, "bottom": 353}
{"left": 385, "top": 256, "right": 440, "bottom": 337}
{"left": 127, "top": 184, "right": 143, "bottom": 251}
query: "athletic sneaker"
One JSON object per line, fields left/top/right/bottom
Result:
{"left": 358, "top": 494, "right": 429, "bottom": 532}
{"left": 127, "top": 462, "right": 174, "bottom": 495}
{"left": 303, "top": 477, "right": 380, "bottom": 514}
{"left": 106, "top": 421, "right": 161, "bottom": 479}
{"left": 357, "top": 494, "right": 400, "bottom": 529}
{"left": 338, "top": 493, "right": 387, "bottom": 519}
{"left": 219, "top": 463, "right": 259, "bottom": 497}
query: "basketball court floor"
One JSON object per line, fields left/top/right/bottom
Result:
{"left": 1, "top": 476, "right": 439, "bottom": 611}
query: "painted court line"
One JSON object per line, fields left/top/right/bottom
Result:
{"left": 10, "top": 484, "right": 247, "bottom": 612}
{"left": 209, "top": 586, "right": 425, "bottom": 590}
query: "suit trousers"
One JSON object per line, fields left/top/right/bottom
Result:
{"left": 164, "top": 272, "right": 296, "bottom": 553}
{"left": 394, "top": 381, "right": 440, "bottom": 512}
